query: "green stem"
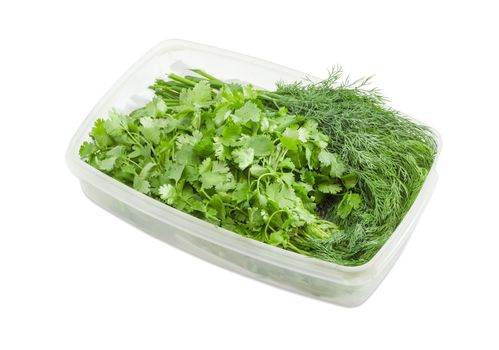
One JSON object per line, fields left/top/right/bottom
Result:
{"left": 168, "top": 73, "right": 196, "bottom": 87}
{"left": 125, "top": 158, "right": 140, "bottom": 168}
{"left": 155, "top": 90, "right": 179, "bottom": 100}
{"left": 200, "top": 188, "right": 212, "bottom": 200}
{"left": 263, "top": 209, "right": 288, "bottom": 238}
{"left": 287, "top": 242, "right": 310, "bottom": 256}
{"left": 185, "top": 76, "right": 224, "bottom": 90}
{"left": 255, "top": 172, "right": 282, "bottom": 195}
{"left": 190, "top": 69, "right": 222, "bottom": 82}
{"left": 131, "top": 132, "right": 162, "bottom": 171}
{"left": 184, "top": 75, "right": 203, "bottom": 83}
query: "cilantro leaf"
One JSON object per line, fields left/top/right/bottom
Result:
{"left": 164, "top": 162, "right": 185, "bottom": 183}
{"left": 175, "top": 145, "right": 198, "bottom": 165}
{"left": 106, "top": 145, "right": 125, "bottom": 157}
{"left": 221, "top": 123, "right": 241, "bottom": 146}
{"left": 159, "top": 184, "right": 176, "bottom": 204}
{"left": 193, "top": 133, "right": 214, "bottom": 157}
{"left": 337, "top": 192, "right": 362, "bottom": 219}
{"left": 317, "top": 183, "right": 343, "bottom": 194}
{"left": 104, "top": 110, "right": 126, "bottom": 137}
{"left": 98, "top": 156, "right": 117, "bottom": 171}
{"left": 297, "top": 127, "right": 309, "bottom": 143}
{"left": 266, "top": 183, "right": 296, "bottom": 209}
{"left": 269, "top": 230, "right": 289, "bottom": 247}
{"left": 249, "top": 164, "right": 267, "bottom": 177}
{"left": 232, "top": 147, "right": 254, "bottom": 170}
{"left": 90, "top": 119, "right": 113, "bottom": 147}
{"left": 199, "top": 158, "right": 232, "bottom": 189}
{"left": 279, "top": 127, "right": 300, "bottom": 151}
{"left": 214, "top": 105, "right": 231, "bottom": 126}
{"left": 141, "top": 97, "right": 168, "bottom": 117}
{"left": 246, "top": 135, "right": 274, "bottom": 156}
{"left": 133, "top": 175, "right": 150, "bottom": 194}
{"left": 79, "top": 141, "right": 96, "bottom": 159}
{"left": 175, "top": 130, "right": 203, "bottom": 148}
{"left": 341, "top": 173, "right": 358, "bottom": 190}
{"left": 179, "top": 80, "right": 212, "bottom": 107}
{"left": 209, "top": 195, "right": 226, "bottom": 220}
{"left": 318, "top": 149, "right": 346, "bottom": 177}
{"left": 140, "top": 117, "right": 161, "bottom": 144}
{"left": 233, "top": 101, "right": 261, "bottom": 123}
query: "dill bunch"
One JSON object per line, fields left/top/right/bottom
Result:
{"left": 269, "top": 68, "right": 437, "bottom": 265}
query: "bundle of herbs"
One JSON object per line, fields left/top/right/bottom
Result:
{"left": 269, "top": 70, "right": 437, "bottom": 264}
{"left": 80, "top": 68, "right": 436, "bottom": 266}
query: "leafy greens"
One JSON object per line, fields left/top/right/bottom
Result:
{"left": 80, "top": 67, "right": 436, "bottom": 266}
{"left": 80, "top": 76, "right": 361, "bottom": 255}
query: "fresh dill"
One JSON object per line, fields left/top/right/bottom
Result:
{"left": 268, "top": 68, "right": 437, "bottom": 265}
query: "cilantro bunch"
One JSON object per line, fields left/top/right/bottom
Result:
{"left": 80, "top": 73, "right": 361, "bottom": 255}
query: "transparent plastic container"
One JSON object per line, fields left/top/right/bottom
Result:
{"left": 66, "top": 39, "right": 441, "bottom": 307}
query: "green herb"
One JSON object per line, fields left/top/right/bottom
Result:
{"left": 80, "top": 77, "right": 361, "bottom": 256}
{"left": 81, "top": 67, "right": 436, "bottom": 266}
{"left": 268, "top": 68, "right": 437, "bottom": 265}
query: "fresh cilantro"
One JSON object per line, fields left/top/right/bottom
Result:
{"left": 221, "top": 123, "right": 241, "bottom": 146}
{"left": 341, "top": 173, "right": 358, "bottom": 190}
{"left": 159, "top": 184, "right": 175, "bottom": 204}
{"left": 133, "top": 176, "right": 150, "bottom": 194}
{"left": 279, "top": 127, "right": 301, "bottom": 151}
{"left": 98, "top": 156, "right": 117, "bottom": 171}
{"left": 232, "top": 148, "right": 254, "bottom": 170}
{"left": 179, "top": 80, "right": 212, "bottom": 107}
{"left": 317, "top": 183, "right": 343, "bottom": 194}
{"left": 246, "top": 135, "right": 274, "bottom": 156}
{"left": 318, "top": 149, "right": 346, "bottom": 177}
{"left": 337, "top": 192, "right": 363, "bottom": 219}
{"left": 233, "top": 101, "right": 261, "bottom": 123}
{"left": 90, "top": 119, "right": 113, "bottom": 147}
{"left": 81, "top": 70, "right": 363, "bottom": 261}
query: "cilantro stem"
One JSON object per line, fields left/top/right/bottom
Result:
{"left": 255, "top": 172, "right": 282, "bottom": 196}
{"left": 200, "top": 188, "right": 212, "bottom": 200}
{"left": 287, "top": 243, "right": 310, "bottom": 256}
{"left": 123, "top": 127, "right": 142, "bottom": 148}
{"left": 190, "top": 69, "right": 224, "bottom": 83}
{"left": 125, "top": 158, "right": 140, "bottom": 168}
{"left": 162, "top": 85, "right": 182, "bottom": 93}
{"left": 168, "top": 73, "right": 197, "bottom": 87}
{"left": 258, "top": 92, "right": 280, "bottom": 102}
{"left": 184, "top": 75, "right": 224, "bottom": 89}
{"left": 224, "top": 203, "right": 248, "bottom": 217}
{"left": 130, "top": 131, "right": 163, "bottom": 171}
{"left": 263, "top": 209, "right": 288, "bottom": 238}
{"left": 155, "top": 90, "right": 179, "bottom": 99}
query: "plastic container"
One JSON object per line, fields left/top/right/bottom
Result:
{"left": 66, "top": 39, "right": 440, "bottom": 307}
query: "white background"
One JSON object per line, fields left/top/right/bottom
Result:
{"left": 1, "top": 1, "right": 498, "bottom": 349}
